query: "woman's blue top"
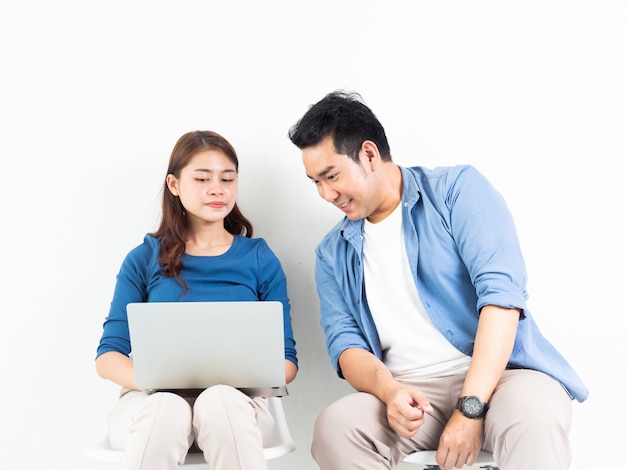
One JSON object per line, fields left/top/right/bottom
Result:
{"left": 96, "top": 234, "right": 297, "bottom": 367}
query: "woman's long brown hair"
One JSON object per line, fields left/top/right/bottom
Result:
{"left": 150, "top": 131, "right": 253, "bottom": 287}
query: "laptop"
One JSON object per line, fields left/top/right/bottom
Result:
{"left": 126, "top": 301, "right": 287, "bottom": 397}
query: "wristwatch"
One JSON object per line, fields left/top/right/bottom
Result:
{"left": 455, "top": 395, "right": 488, "bottom": 419}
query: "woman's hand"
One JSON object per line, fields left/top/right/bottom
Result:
{"left": 285, "top": 359, "right": 298, "bottom": 383}
{"left": 95, "top": 351, "right": 138, "bottom": 390}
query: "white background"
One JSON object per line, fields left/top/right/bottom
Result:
{"left": 1, "top": 1, "right": 623, "bottom": 469}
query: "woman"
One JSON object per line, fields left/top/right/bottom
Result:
{"left": 95, "top": 130, "right": 298, "bottom": 470}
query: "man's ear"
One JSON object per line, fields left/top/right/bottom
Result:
{"left": 166, "top": 174, "right": 179, "bottom": 196}
{"left": 360, "top": 140, "right": 381, "bottom": 170}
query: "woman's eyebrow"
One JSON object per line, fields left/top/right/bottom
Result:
{"left": 191, "top": 168, "right": 236, "bottom": 174}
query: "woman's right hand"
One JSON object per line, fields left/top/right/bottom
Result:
{"left": 95, "top": 351, "right": 139, "bottom": 390}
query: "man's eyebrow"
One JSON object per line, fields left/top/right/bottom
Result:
{"left": 307, "top": 165, "right": 335, "bottom": 180}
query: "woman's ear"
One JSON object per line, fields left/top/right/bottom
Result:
{"left": 166, "top": 174, "right": 179, "bottom": 196}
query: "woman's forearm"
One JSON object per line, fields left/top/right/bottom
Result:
{"left": 95, "top": 351, "right": 138, "bottom": 390}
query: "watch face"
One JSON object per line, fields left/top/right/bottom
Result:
{"left": 462, "top": 396, "right": 483, "bottom": 417}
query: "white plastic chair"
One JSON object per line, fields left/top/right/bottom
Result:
{"left": 83, "top": 396, "right": 295, "bottom": 468}
{"left": 402, "top": 449, "right": 498, "bottom": 469}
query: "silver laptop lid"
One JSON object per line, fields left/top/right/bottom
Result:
{"left": 127, "top": 301, "right": 286, "bottom": 396}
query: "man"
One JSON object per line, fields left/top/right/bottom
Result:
{"left": 288, "top": 90, "right": 587, "bottom": 470}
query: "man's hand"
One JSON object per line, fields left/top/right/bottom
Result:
{"left": 384, "top": 384, "right": 434, "bottom": 439}
{"left": 338, "top": 348, "right": 434, "bottom": 439}
{"left": 435, "top": 411, "right": 483, "bottom": 469}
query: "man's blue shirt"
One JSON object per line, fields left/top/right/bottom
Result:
{"left": 315, "top": 165, "right": 588, "bottom": 402}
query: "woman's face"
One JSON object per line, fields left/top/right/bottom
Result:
{"left": 166, "top": 149, "right": 238, "bottom": 226}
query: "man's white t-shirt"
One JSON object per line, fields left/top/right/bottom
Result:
{"left": 363, "top": 203, "right": 471, "bottom": 381}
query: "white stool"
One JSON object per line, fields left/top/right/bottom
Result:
{"left": 402, "top": 449, "right": 498, "bottom": 469}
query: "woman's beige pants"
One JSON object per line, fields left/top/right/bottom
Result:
{"left": 107, "top": 384, "right": 274, "bottom": 470}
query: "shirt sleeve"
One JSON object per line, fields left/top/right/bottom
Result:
{"left": 255, "top": 239, "right": 298, "bottom": 367}
{"left": 315, "top": 238, "right": 373, "bottom": 378}
{"left": 443, "top": 166, "right": 529, "bottom": 316}
{"left": 95, "top": 237, "right": 157, "bottom": 358}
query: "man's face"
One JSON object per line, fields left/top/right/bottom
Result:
{"left": 302, "top": 137, "right": 383, "bottom": 221}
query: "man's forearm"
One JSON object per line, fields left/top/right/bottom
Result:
{"left": 339, "top": 347, "right": 400, "bottom": 403}
{"left": 460, "top": 305, "right": 520, "bottom": 402}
